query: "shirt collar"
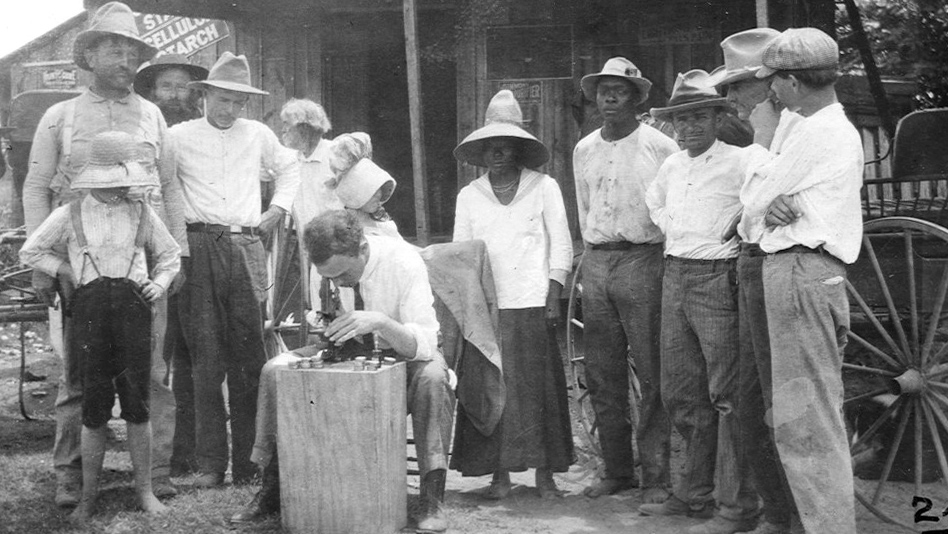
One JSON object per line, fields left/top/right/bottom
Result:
{"left": 688, "top": 139, "right": 723, "bottom": 162}
{"left": 360, "top": 235, "right": 381, "bottom": 284}
{"left": 85, "top": 87, "right": 132, "bottom": 105}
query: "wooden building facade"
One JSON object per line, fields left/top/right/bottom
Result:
{"left": 18, "top": 0, "right": 836, "bottom": 242}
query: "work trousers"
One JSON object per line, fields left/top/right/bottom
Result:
{"left": 250, "top": 351, "right": 455, "bottom": 478}
{"left": 179, "top": 230, "right": 268, "bottom": 481}
{"left": 660, "top": 257, "right": 757, "bottom": 519}
{"left": 580, "top": 245, "right": 671, "bottom": 487}
{"left": 737, "top": 246, "right": 796, "bottom": 525}
{"left": 167, "top": 291, "right": 196, "bottom": 471}
{"left": 51, "top": 292, "right": 176, "bottom": 478}
{"left": 763, "top": 251, "right": 856, "bottom": 534}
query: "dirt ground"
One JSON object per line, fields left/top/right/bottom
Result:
{"left": 0, "top": 321, "right": 945, "bottom": 533}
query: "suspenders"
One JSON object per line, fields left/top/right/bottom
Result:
{"left": 69, "top": 197, "right": 151, "bottom": 282}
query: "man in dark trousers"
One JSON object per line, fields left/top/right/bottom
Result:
{"left": 134, "top": 53, "right": 208, "bottom": 478}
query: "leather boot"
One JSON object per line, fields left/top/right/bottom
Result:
{"left": 416, "top": 469, "right": 447, "bottom": 533}
{"left": 229, "top": 456, "right": 281, "bottom": 524}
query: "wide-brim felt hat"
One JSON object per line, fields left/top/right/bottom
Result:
{"left": 454, "top": 90, "right": 549, "bottom": 169}
{"left": 134, "top": 54, "right": 209, "bottom": 97}
{"left": 706, "top": 28, "right": 781, "bottom": 88}
{"left": 189, "top": 51, "right": 268, "bottom": 95}
{"left": 71, "top": 131, "right": 157, "bottom": 189}
{"left": 73, "top": 2, "right": 158, "bottom": 71}
{"left": 651, "top": 69, "right": 730, "bottom": 121}
{"left": 580, "top": 57, "right": 652, "bottom": 105}
{"left": 334, "top": 158, "right": 396, "bottom": 209}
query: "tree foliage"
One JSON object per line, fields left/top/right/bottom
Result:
{"left": 837, "top": 0, "right": 948, "bottom": 108}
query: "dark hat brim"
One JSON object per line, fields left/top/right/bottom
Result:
{"left": 454, "top": 123, "right": 550, "bottom": 169}
{"left": 73, "top": 30, "right": 159, "bottom": 72}
{"left": 134, "top": 62, "right": 209, "bottom": 97}
{"left": 650, "top": 97, "right": 730, "bottom": 121}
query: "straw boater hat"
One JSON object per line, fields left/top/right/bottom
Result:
{"left": 453, "top": 90, "right": 549, "bottom": 169}
{"left": 580, "top": 57, "right": 652, "bottom": 105}
{"left": 650, "top": 70, "right": 730, "bottom": 121}
{"left": 189, "top": 52, "right": 268, "bottom": 95}
{"left": 706, "top": 28, "right": 781, "bottom": 88}
{"left": 756, "top": 27, "right": 840, "bottom": 79}
{"left": 329, "top": 133, "right": 395, "bottom": 209}
{"left": 73, "top": 2, "right": 158, "bottom": 72}
{"left": 134, "top": 54, "right": 209, "bottom": 97}
{"left": 71, "top": 131, "right": 157, "bottom": 190}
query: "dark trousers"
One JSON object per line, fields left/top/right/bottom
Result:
{"left": 580, "top": 245, "right": 671, "bottom": 487}
{"left": 737, "top": 247, "right": 796, "bottom": 525}
{"left": 180, "top": 230, "right": 268, "bottom": 481}
{"left": 168, "top": 291, "right": 196, "bottom": 471}
{"left": 70, "top": 278, "right": 152, "bottom": 428}
{"left": 661, "top": 257, "right": 757, "bottom": 518}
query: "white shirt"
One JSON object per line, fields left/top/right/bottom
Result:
{"left": 169, "top": 117, "right": 300, "bottom": 227}
{"left": 646, "top": 140, "right": 746, "bottom": 260}
{"left": 737, "top": 109, "right": 804, "bottom": 243}
{"left": 741, "top": 103, "right": 864, "bottom": 263}
{"left": 573, "top": 123, "right": 679, "bottom": 245}
{"left": 360, "top": 235, "right": 440, "bottom": 361}
{"left": 291, "top": 138, "right": 344, "bottom": 230}
{"left": 454, "top": 169, "right": 573, "bottom": 309}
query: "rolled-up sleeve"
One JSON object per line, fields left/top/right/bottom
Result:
{"left": 399, "top": 255, "right": 440, "bottom": 361}
{"left": 20, "top": 205, "right": 70, "bottom": 277}
{"left": 542, "top": 178, "right": 572, "bottom": 285}
{"left": 262, "top": 128, "right": 301, "bottom": 213}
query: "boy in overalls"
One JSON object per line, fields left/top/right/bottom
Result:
{"left": 21, "top": 131, "right": 180, "bottom": 522}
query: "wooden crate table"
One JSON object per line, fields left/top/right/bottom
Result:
{"left": 276, "top": 361, "right": 407, "bottom": 534}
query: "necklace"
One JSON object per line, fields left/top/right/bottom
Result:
{"left": 491, "top": 179, "right": 519, "bottom": 194}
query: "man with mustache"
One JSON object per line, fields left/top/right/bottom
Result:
{"left": 23, "top": 1, "right": 188, "bottom": 506}
{"left": 133, "top": 54, "right": 208, "bottom": 480}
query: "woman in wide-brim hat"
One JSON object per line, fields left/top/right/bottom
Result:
{"left": 450, "top": 90, "right": 574, "bottom": 499}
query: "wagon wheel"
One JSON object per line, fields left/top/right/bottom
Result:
{"left": 566, "top": 252, "right": 641, "bottom": 461}
{"left": 264, "top": 216, "right": 307, "bottom": 358}
{"left": 845, "top": 216, "right": 948, "bottom": 531}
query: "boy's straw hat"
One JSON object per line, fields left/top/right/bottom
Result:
{"left": 71, "top": 131, "right": 157, "bottom": 190}
{"left": 453, "top": 90, "right": 549, "bottom": 170}
{"left": 74, "top": 2, "right": 158, "bottom": 71}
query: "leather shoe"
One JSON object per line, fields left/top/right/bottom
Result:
{"left": 688, "top": 515, "right": 759, "bottom": 534}
{"left": 582, "top": 476, "right": 638, "bottom": 498}
{"left": 230, "top": 456, "right": 281, "bottom": 524}
{"left": 192, "top": 472, "right": 225, "bottom": 489}
{"left": 639, "top": 495, "right": 714, "bottom": 519}
{"left": 152, "top": 476, "right": 178, "bottom": 498}
{"left": 55, "top": 473, "right": 81, "bottom": 508}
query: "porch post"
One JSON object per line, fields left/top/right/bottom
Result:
{"left": 403, "top": 0, "right": 430, "bottom": 244}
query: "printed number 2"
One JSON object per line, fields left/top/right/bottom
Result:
{"left": 914, "top": 496, "right": 946, "bottom": 523}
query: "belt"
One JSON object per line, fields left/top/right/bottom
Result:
{"left": 590, "top": 241, "right": 637, "bottom": 251}
{"left": 187, "top": 222, "right": 258, "bottom": 236}
{"left": 773, "top": 244, "right": 824, "bottom": 255}
{"left": 666, "top": 255, "right": 736, "bottom": 266}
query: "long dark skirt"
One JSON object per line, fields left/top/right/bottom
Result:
{"left": 450, "top": 307, "right": 575, "bottom": 476}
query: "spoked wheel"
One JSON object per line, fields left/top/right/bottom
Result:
{"left": 566, "top": 252, "right": 641, "bottom": 461}
{"left": 845, "top": 216, "right": 948, "bottom": 530}
{"left": 264, "top": 216, "right": 307, "bottom": 358}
